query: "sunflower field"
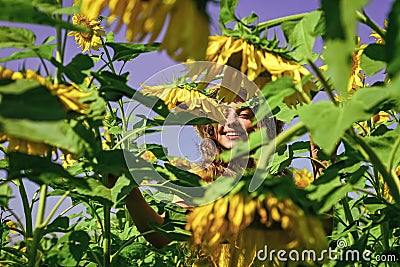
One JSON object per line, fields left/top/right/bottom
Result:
{"left": 0, "top": 0, "right": 400, "bottom": 266}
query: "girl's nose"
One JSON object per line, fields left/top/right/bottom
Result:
{"left": 224, "top": 109, "right": 240, "bottom": 128}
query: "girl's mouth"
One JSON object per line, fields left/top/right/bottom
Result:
{"left": 225, "top": 131, "right": 243, "bottom": 140}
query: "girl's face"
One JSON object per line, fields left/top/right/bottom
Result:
{"left": 215, "top": 104, "right": 255, "bottom": 149}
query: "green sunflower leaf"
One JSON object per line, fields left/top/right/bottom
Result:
{"left": 0, "top": 26, "right": 36, "bottom": 49}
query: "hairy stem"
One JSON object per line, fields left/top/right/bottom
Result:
{"left": 256, "top": 13, "right": 308, "bottom": 30}
{"left": 356, "top": 10, "right": 386, "bottom": 42}
{"left": 28, "top": 184, "right": 47, "bottom": 267}
{"left": 101, "top": 175, "right": 111, "bottom": 267}
{"left": 388, "top": 134, "right": 400, "bottom": 173}
{"left": 17, "top": 179, "right": 33, "bottom": 238}
{"left": 42, "top": 191, "right": 70, "bottom": 226}
{"left": 307, "top": 59, "right": 338, "bottom": 106}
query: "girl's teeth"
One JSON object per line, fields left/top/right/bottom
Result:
{"left": 226, "top": 132, "right": 240, "bottom": 136}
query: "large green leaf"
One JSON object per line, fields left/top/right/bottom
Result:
{"left": 9, "top": 152, "right": 75, "bottom": 181}
{"left": 0, "top": 0, "right": 83, "bottom": 31}
{"left": 0, "top": 79, "right": 67, "bottom": 120}
{"left": 145, "top": 143, "right": 169, "bottom": 161}
{"left": 297, "top": 101, "right": 368, "bottom": 154}
{"left": 32, "top": 0, "right": 60, "bottom": 13}
{"left": 92, "top": 150, "right": 155, "bottom": 185}
{"left": 164, "top": 163, "right": 202, "bottom": 187}
{"left": 75, "top": 177, "right": 113, "bottom": 205}
{"left": 105, "top": 42, "right": 160, "bottom": 62}
{"left": 47, "top": 230, "right": 90, "bottom": 266}
{"left": 360, "top": 44, "right": 387, "bottom": 76}
{"left": 219, "top": 0, "right": 239, "bottom": 26}
{"left": 386, "top": 0, "right": 400, "bottom": 78}
{"left": 259, "top": 76, "right": 296, "bottom": 111}
{"left": 308, "top": 163, "right": 367, "bottom": 213}
{"left": 321, "top": 0, "right": 369, "bottom": 97}
{"left": 8, "top": 152, "right": 113, "bottom": 204}
{"left": 0, "top": 43, "right": 56, "bottom": 62}
{"left": 0, "top": 118, "right": 94, "bottom": 155}
{"left": 111, "top": 174, "right": 136, "bottom": 206}
{"left": 364, "top": 128, "right": 400, "bottom": 170}
{"left": 320, "top": 0, "right": 345, "bottom": 40}
{"left": 51, "top": 5, "right": 80, "bottom": 15}
{"left": 42, "top": 216, "right": 75, "bottom": 235}
{"left": 298, "top": 84, "right": 393, "bottom": 154}
{"left": 281, "top": 10, "right": 323, "bottom": 63}
{"left": 0, "top": 26, "right": 35, "bottom": 49}
{"left": 51, "top": 54, "right": 94, "bottom": 84}
{"left": 0, "top": 182, "right": 12, "bottom": 207}
{"left": 92, "top": 71, "right": 170, "bottom": 117}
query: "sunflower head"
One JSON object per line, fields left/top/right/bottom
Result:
{"left": 80, "top": 0, "right": 210, "bottom": 61}
{"left": 68, "top": 14, "right": 105, "bottom": 53}
{"left": 206, "top": 35, "right": 319, "bottom": 108}
{"left": 293, "top": 168, "right": 314, "bottom": 189}
{"left": 186, "top": 192, "right": 328, "bottom": 265}
{"left": 0, "top": 67, "right": 97, "bottom": 155}
{"left": 141, "top": 83, "right": 226, "bottom": 123}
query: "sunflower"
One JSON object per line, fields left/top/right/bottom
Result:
{"left": 348, "top": 41, "right": 367, "bottom": 94}
{"left": 186, "top": 192, "right": 327, "bottom": 266}
{"left": 206, "top": 35, "right": 318, "bottom": 108}
{"left": 23, "top": 70, "right": 93, "bottom": 113}
{"left": 0, "top": 67, "right": 94, "bottom": 155}
{"left": 293, "top": 168, "right": 314, "bottom": 189}
{"left": 353, "top": 110, "right": 391, "bottom": 136}
{"left": 79, "top": 0, "right": 210, "bottom": 61}
{"left": 68, "top": 14, "right": 105, "bottom": 53}
{"left": 141, "top": 84, "right": 226, "bottom": 123}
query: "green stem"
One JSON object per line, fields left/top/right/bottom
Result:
{"left": 307, "top": 59, "right": 338, "bottom": 106}
{"left": 256, "top": 12, "right": 308, "bottom": 30}
{"left": 101, "top": 38, "right": 116, "bottom": 74}
{"left": 356, "top": 10, "right": 386, "bottom": 42}
{"left": 101, "top": 175, "right": 111, "bottom": 267}
{"left": 347, "top": 130, "right": 400, "bottom": 203}
{"left": 29, "top": 189, "right": 39, "bottom": 210}
{"left": 28, "top": 184, "right": 47, "bottom": 267}
{"left": 101, "top": 38, "right": 125, "bottom": 136}
{"left": 292, "top": 156, "right": 327, "bottom": 168}
{"left": 36, "top": 55, "right": 50, "bottom": 77}
{"left": 42, "top": 191, "right": 70, "bottom": 226}
{"left": 111, "top": 127, "right": 147, "bottom": 150}
{"left": 61, "top": 16, "right": 70, "bottom": 62}
{"left": 59, "top": 204, "right": 75, "bottom": 217}
{"left": 17, "top": 179, "right": 33, "bottom": 238}
{"left": 119, "top": 99, "right": 127, "bottom": 132}
{"left": 388, "top": 134, "right": 400, "bottom": 172}
{"left": 55, "top": 26, "right": 63, "bottom": 85}
{"left": 89, "top": 201, "right": 104, "bottom": 233}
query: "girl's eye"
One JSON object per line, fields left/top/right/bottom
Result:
{"left": 239, "top": 112, "right": 250, "bottom": 119}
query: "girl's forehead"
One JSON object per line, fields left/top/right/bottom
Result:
{"left": 227, "top": 100, "right": 244, "bottom": 107}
